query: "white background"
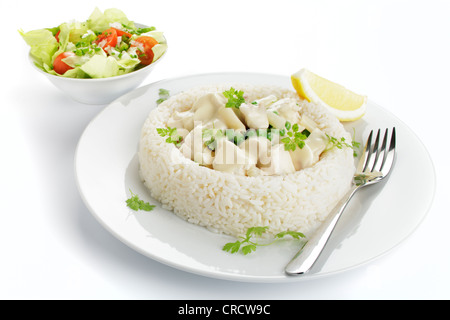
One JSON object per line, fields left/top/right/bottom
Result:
{"left": 1, "top": 0, "right": 448, "bottom": 299}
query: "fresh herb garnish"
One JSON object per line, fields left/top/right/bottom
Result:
{"left": 126, "top": 190, "right": 155, "bottom": 211}
{"left": 156, "top": 126, "right": 182, "bottom": 146}
{"left": 202, "top": 128, "right": 223, "bottom": 150}
{"left": 157, "top": 88, "right": 170, "bottom": 104}
{"left": 73, "top": 40, "right": 99, "bottom": 56}
{"left": 280, "top": 122, "right": 308, "bottom": 151}
{"left": 137, "top": 26, "right": 156, "bottom": 34}
{"left": 326, "top": 134, "right": 360, "bottom": 157}
{"left": 223, "top": 87, "right": 245, "bottom": 109}
{"left": 222, "top": 226, "right": 306, "bottom": 255}
{"left": 202, "top": 128, "right": 247, "bottom": 150}
{"left": 121, "top": 23, "right": 156, "bottom": 35}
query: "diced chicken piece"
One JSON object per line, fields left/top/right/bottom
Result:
{"left": 176, "top": 128, "right": 190, "bottom": 140}
{"left": 252, "top": 95, "right": 277, "bottom": 108}
{"left": 203, "top": 118, "right": 227, "bottom": 130}
{"left": 179, "top": 139, "right": 192, "bottom": 160}
{"left": 261, "top": 144, "right": 296, "bottom": 175}
{"left": 178, "top": 125, "right": 204, "bottom": 161}
{"left": 266, "top": 110, "right": 286, "bottom": 129}
{"left": 289, "top": 144, "right": 315, "bottom": 171}
{"left": 240, "top": 103, "right": 269, "bottom": 129}
{"left": 213, "top": 138, "right": 254, "bottom": 175}
{"left": 193, "top": 146, "right": 214, "bottom": 167}
{"left": 193, "top": 93, "right": 246, "bottom": 131}
{"left": 300, "top": 115, "right": 319, "bottom": 133}
{"left": 167, "top": 110, "right": 195, "bottom": 131}
{"left": 173, "top": 110, "right": 193, "bottom": 120}
{"left": 306, "top": 128, "right": 328, "bottom": 160}
{"left": 192, "top": 93, "right": 223, "bottom": 116}
{"left": 268, "top": 98, "right": 301, "bottom": 124}
{"left": 239, "top": 136, "right": 272, "bottom": 168}
{"left": 216, "top": 106, "right": 247, "bottom": 130}
{"left": 166, "top": 118, "right": 182, "bottom": 129}
{"left": 289, "top": 128, "right": 328, "bottom": 170}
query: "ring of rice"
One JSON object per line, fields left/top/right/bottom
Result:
{"left": 138, "top": 84, "right": 355, "bottom": 238}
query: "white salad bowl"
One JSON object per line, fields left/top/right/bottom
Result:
{"left": 29, "top": 34, "right": 167, "bottom": 105}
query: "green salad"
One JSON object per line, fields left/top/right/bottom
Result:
{"left": 19, "top": 8, "right": 167, "bottom": 78}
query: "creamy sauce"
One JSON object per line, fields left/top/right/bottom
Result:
{"left": 166, "top": 90, "right": 329, "bottom": 176}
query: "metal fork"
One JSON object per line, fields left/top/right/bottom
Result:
{"left": 285, "top": 127, "right": 396, "bottom": 275}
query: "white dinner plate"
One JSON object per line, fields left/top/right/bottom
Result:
{"left": 75, "top": 72, "right": 436, "bottom": 282}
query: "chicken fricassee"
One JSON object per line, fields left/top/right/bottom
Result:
{"left": 161, "top": 88, "right": 332, "bottom": 176}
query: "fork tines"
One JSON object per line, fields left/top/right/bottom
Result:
{"left": 361, "top": 127, "right": 396, "bottom": 175}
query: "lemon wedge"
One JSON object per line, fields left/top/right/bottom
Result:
{"left": 291, "top": 68, "right": 367, "bottom": 121}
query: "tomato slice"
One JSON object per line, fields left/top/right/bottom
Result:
{"left": 112, "top": 27, "right": 132, "bottom": 38}
{"left": 131, "top": 36, "right": 158, "bottom": 65}
{"left": 55, "top": 30, "right": 60, "bottom": 42}
{"left": 94, "top": 28, "right": 118, "bottom": 50}
{"left": 53, "top": 52, "right": 75, "bottom": 75}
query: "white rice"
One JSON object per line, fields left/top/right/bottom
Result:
{"left": 138, "top": 84, "right": 355, "bottom": 238}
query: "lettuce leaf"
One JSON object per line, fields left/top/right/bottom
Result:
{"left": 50, "top": 23, "right": 70, "bottom": 63}
{"left": 60, "top": 67, "right": 89, "bottom": 78}
{"left": 87, "top": 7, "right": 134, "bottom": 32}
{"left": 140, "top": 30, "right": 166, "bottom": 44}
{"left": 79, "top": 54, "right": 140, "bottom": 78}
{"left": 152, "top": 43, "right": 168, "bottom": 63}
{"left": 19, "top": 28, "right": 58, "bottom": 70}
{"left": 115, "top": 58, "right": 141, "bottom": 74}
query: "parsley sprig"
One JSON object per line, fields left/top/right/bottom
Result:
{"left": 156, "top": 127, "right": 182, "bottom": 146}
{"left": 326, "top": 134, "right": 360, "bottom": 157}
{"left": 280, "top": 121, "right": 308, "bottom": 151}
{"left": 157, "top": 88, "right": 170, "bottom": 105}
{"left": 222, "top": 226, "right": 306, "bottom": 255}
{"left": 223, "top": 87, "right": 245, "bottom": 109}
{"left": 126, "top": 190, "right": 155, "bottom": 211}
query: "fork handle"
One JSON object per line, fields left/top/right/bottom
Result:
{"left": 285, "top": 185, "right": 360, "bottom": 275}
